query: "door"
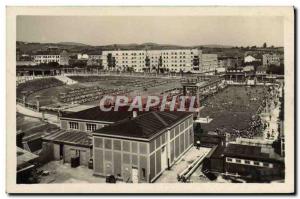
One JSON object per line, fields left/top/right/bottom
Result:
{"left": 80, "top": 150, "right": 87, "bottom": 166}
{"left": 161, "top": 146, "right": 167, "bottom": 170}
{"left": 105, "top": 162, "right": 113, "bottom": 176}
{"left": 132, "top": 167, "right": 139, "bottom": 183}
{"left": 59, "top": 144, "right": 64, "bottom": 160}
{"left": 122, "top": 165, "right": 131, "bottom": 183}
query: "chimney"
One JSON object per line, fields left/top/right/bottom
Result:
{"left": 133, "top": 111, "right": 137, "bottom": 118}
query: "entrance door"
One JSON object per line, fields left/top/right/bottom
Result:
{"left": 122, "top": 165, "right": 131, "bottom": 183}
{"left": 105, "top": 162, "right": 113, "bottom": 176}
{"left": 59, "top": 144, "right": 64, "bottom": 160}
{"left": 80, "top": 150, "right": 87, "bottom": 166}
{"left": 132, "top": 167, "right": 139, "bottom": 183}
{"left": 161, "top": 146, "right": 167, "bottom": 170}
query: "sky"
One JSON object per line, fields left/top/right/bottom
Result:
{"left": 17, "top": 16, "right": 284, "bottom": 47}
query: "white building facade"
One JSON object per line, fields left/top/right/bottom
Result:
{"left": 101, "top": 49, "right": 203, "bottom": 73}
{"left": 33, "top": 51, "right": 69, "bottom": 65}
{"left": 33, "top": 54, "right": 60, "bottom": 64}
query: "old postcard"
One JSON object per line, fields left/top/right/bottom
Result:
{"left": 6, "top": 6, "right": 294, "bottom": 194}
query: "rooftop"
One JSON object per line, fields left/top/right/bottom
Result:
{"left": 223, "top": 143, "right": 281, "bottom": 163}
{"left": 43, "top": 129, "right": 92, "bottom": 147}
{"left": 17, "top": 147, "right": 39, "bottom": 169}
{"left": 93, "top": 111, "right": 193, "bottom": 140}
{"left": 61, "top": 106, "right": 146, "bottom": 123}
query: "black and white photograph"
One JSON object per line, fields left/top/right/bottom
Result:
{"left": 6, "top": 6, "right": 295, "bottom": 194}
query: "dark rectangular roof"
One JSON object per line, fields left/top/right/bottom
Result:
{"left": 224, "top": 144, "right": 275, "bottom": 162}
{"left": 93, "top": 111, "right": 193, "bottom": 140}
{"left": 43, "top": 130, "right": 92, "bottom": 147}
{"left": 61, "top": 106, "right": 145, "bottom": 123}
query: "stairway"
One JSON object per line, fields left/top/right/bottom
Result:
{"left": 55, "top": 75, "right": 77, "bottom": 85}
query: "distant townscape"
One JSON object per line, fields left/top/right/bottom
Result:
{"left": 16, "top": 41, "right": 285, "bottom": 184}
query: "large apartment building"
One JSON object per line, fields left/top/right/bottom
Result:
{"left": 101, "top": 49, "right": 204, "bottom": 73}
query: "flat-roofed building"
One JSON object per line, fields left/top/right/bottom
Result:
{"left": 223, "top": 143, "right": 284, "bottom": 181}
{"left": 92, "top": 111, "right": 194, "bottom": 183}
{"left": 33, "top": 50, "right": 70, "bottom": 65}
{"left": 101, "top": 49, "right": 202, "bottom": 73}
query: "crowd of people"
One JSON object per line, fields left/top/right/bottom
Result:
{"left": 59, "top": 86, "right": 131, "bottom": 104}
{"left": 201, "top": 85, "right": 271, "bottom": 140}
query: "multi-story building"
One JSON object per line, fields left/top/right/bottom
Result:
{"left": 93, "top": 111, "right": 194, "bottom": 183}
{"left": 101, "top": 49, "right": 202, "bottom": 73}
{"left": 33, "top": 50, "right": 69, "bottom": 65}
{"left": 262, "top": 54, "right": 281, "bottom": 66}
{"left": 42, "top": 107, "right": 146, "bottom": 167}
{"left": 202, "top": 54, "right": 218, "bottom": 72}
{"left": 218, "top": 56, "right": 242, "bottom": 69}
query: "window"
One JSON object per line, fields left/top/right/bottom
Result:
{"left": 236, "top": 159, "right": 242, "bottom": 163}
{"left": 150, "top": 140, "right": 155, "bottom": 152}
{"left": 94, "top": 137, "right": 103, "bottom": 148}
{"left": 113, "top": 140, "right": 121, "bottom": 151}
{"left": 254, "top": 161, "right": 260, "bottom": 166}
{"left": 139, "top": 143, "right": 147, "bottom": 154}
{"left": 245, "top": 160, "right": 251, "bottom": 164}
{"left": 69, "top": 122, "right": 78, "bottom": 130}
{"left": 131, "top": 142, "right": 138, "bottom": 153}
{"left": 123, "top": 141, "right": 130, "bottom": 152}
{"left": 142, "top": 168, "right": 146, "bottom": 179}
{"left": 86, "top": 123, "right": 97, "bottom": 132}
{"left": 156, "top": 137, "right": 161, "bottom": 148}
{"left": 227, "top": 158, "right": 232, "bottom": 162}
{"left": 263, "top": 162, "right": 269, "bottom": 167}
{"left": 104, "top": 139, "right": 112, "bottom": 149}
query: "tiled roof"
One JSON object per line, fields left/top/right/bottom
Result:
{"left": 43, "top": 129, "right": 92, "bottom": 147}
{"left": 61, "top": 106, "right": 145, "bottom": 123}
{"left": 93, "top": 111, "right": 193, "bottom": 140}
{"left": 223, "top": 144, "right": 274, "bottom": 162}
{"left": 17, "top": 147, "right": 39, "bottom": 169}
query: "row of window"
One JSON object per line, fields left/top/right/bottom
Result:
{"left": 226, "top": 157, "right": 273, "bottom": 168}
{"left": 149, "top": 117, "right": 193, "bottom": 154}
{"left": 68, "top": 122, "right": 100, "bottom": 132}
{"left": 34, "top": 55, "right": 60, "bottom": 58}
{"left": 110, "top": 51, "right": 196, "bottom": 56}
{"left": 94, "top": 137, "right": 148, "bottom": 155}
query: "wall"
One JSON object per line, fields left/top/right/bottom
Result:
{"left": 63, "top": 145, "right": 91, "bottom": 166}
{"left": 149, "top": 115, "right": 194, "bottom": 182}
{"left": 60, "top": 119, "right": 109, "bottom": 132}
{"left": 93, "top": 136, "right": 149, "bottom": 182}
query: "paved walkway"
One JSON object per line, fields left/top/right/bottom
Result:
{"left": 39, "top": 161, "right": 124, "bottom": 184}
{"left": 156, "top": 147, "right": 212, "bottom": 183}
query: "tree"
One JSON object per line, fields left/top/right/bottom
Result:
{"left": 263, "top": 42, "right": 267, "bottom": 48}
{"left": 157, "top": 56, "right": 162, "bottom": 74}
{"left": 107, "top": 53, "right": 116, "bottom": 70}
{"left": 145, "top": 56, "right": 150, "bottom": 72}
